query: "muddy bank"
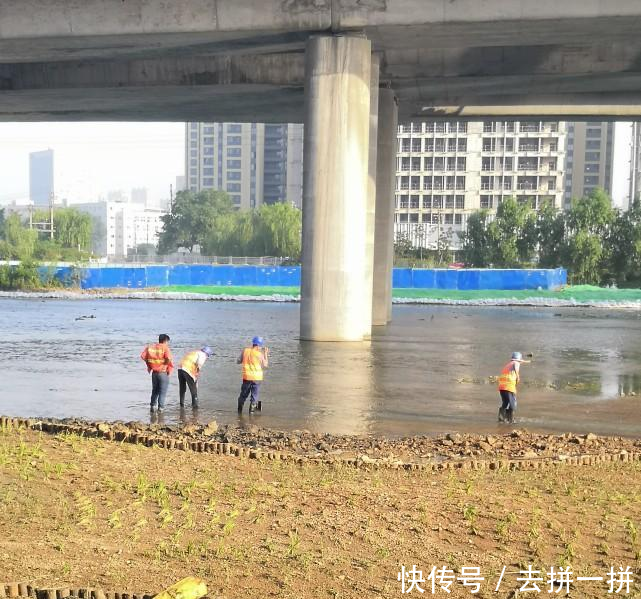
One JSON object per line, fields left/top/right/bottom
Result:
{"left": 15, "top": 416, "right": 641, "bottom": 466}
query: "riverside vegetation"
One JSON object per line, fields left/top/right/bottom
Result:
{"left": 0, "top": 424, "right": 639, "bottom": 598}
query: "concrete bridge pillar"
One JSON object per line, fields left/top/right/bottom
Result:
{"left": 363, "top": 55, "right": 380, "bottom": 339}
{"left": 300, "top": 34, "right": 372, "bottom": 341}
{"left": 372, "top": 87, "right": 398, "bottom": 325}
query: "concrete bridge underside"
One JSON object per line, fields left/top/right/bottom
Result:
{"left": 3, "top": 1, "right": 641, "bottom": 339}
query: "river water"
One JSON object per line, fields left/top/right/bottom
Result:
{"left": 1, "top": 298, "right": 640, "bottom": 437}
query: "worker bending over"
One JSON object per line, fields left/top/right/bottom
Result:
{"left": 497, "top": 351, "right": 527, "bottom": 424}
{"left": 237, "top": 336, "right": 269, "bottom": 414}
{"left": 178, "top": 345, "right": 214, "bottom": 409}
{"left": 140, "top": 334, "right": 173, "bottom": 412}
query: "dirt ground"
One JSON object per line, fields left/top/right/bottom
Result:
{"left": 1, "top": 426, "right": 640, "bottom": 599}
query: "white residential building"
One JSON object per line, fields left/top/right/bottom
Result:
{"left": 74, "top": 201, "right": 166, "bottom": 258}
{"left": 395, "top": 120, "right": 567, "bottom": 249}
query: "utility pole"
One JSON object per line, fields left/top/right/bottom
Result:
{"left": 29, "top": 192, "right": 55, "bottom": 239}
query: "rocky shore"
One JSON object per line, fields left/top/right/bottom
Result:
{"left": 11, "top": 416, "right": 641, "bottom": 466}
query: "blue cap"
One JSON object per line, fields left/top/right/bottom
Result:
{"left": 252, "top": 336, "right": 264, "bottom": 347}
{"left": 511, "top": 351, "right": 523, "bottom": 361}
{"left": 201, "top": 345, "right": 214, "bottom": 357}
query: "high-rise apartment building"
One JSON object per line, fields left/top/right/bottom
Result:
{"left": 395, "top": 121, "right": 566, "bottom": 249}
{"left": 563, "top": 122, "right": 615, "bottom": 208}
{"left": 185, "top": 122, "right": 304, "bottom": 208}
{"left": 29, "top": 149, "right": 54, "bottom": 206}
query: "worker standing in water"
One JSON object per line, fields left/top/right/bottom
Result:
{"left": 140, "top": 334, "right": 173, "bottom": 412}
{"left": 177, "top": 345, "right": 214, "bottom": 409}
{"left": 497, "top": 351, "right": 528, "bottom": 423}
{"left": 237, "top": 336, "right": 269, "bottom": 414}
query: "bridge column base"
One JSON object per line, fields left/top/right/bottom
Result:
{"left": 300, "top": 34, "right": 372, "bottom": 341}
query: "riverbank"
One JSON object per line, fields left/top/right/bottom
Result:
{"left": 1, "top": 422, "right": 639, "bottom": 598}
{"left": 2, "top": 284, "right": 641, "bottom": 307}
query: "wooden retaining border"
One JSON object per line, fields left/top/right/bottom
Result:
{"left": 0, "top": 584, "right": 153, "bottom": 599}
{"left": 1, "top": 415, "right": 640, "bottom": 473}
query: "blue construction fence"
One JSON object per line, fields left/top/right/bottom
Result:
{"left": 43, "top": 265, "right": 567, "bottom": 291}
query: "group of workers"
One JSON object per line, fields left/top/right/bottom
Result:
{"left": 141, "top": 333, "right": 528, "bottom": 424}
{"left": 140, "top": 334, "right": 268, "bottom": 414}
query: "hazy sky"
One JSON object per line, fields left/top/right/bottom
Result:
{"left": 0, "top": 122, "right": 184, "bottom": 206}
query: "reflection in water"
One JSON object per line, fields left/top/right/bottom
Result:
{"left": 0, "top": 299, "right": 640, "bottom": 437}
{"left": 298, "top": 340, "right": 374, "bottom": 436}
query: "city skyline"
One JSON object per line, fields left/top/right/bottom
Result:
{"left": 0, "top": 122, "right": 183, "bottom": 207}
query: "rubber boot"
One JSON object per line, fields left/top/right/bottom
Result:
{"left": 237, "top": 398, "right": 244, "bottom": 414}
{"left": 248, "top": 401, "right": 256, "bottom": 414}
{"left": 498, "top": 407, "right": 506, "bottom": 423}
{"left": 505, "top": 408, "right": 514, "bottom": 424}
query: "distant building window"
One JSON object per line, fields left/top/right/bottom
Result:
{"left": 202, "top": 178, "right": 214, "bottom": 187}
{"left": 190, "top": 150, "right": 197, "bottom": 158}
{"left": 585, "top": 152, "right": 601, "bottom": 162}
{"left": 203, "top": 167, "right": 214, "bottom": 176}
{"left": 227, "top": 183, "right": 241, "bottom": 192}
{"left": 227, "top": 148, "right": 241, "bottom": 157}
{"left": 228, "top": 171, "right": 241, "bottom": 181}
{"left": 399, "top": 213, "right": 408, "bottom": 223}
{"left": 227, "top": 136, "right": 242, "bottom": 145}
{"left": 204, "top": 147, "right": 214, "bottom": 156}
{"left": 584, "top": 175, "right": 599, "bottom": 185}
{"left": 203, "top": 157, "right": 214, "bottom": 166}
{"left": 231, "top": 195, "right": 241, "bottom": 204}
{"left": 444, "top": 213, "right": 454, "bottom": 224}
{"left": 203, "top": 137, "right": 214, "bottom": 145}
{"left": 454, "top": 214, "right": 463, "bottom": 225}
{"left": 227, "top": 160, "right": 242, "bottom": 169}
{"left": 204, "top": 126, "right": 214, "bottom": 134}
{"left": 410, "top": 195, "right": 420, "bottom": 209}
{"left": 227, "top": 124, "right": 242, "bottom": 133}
{"left": 190, "top": 159, "right": 197, "bottom": 167}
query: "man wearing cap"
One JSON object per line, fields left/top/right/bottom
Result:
{"left": 177, "top": 346, "right": 214, "bottom": 409}
{"left": 140, "top": 334, "right": 173, "bottom": 412}
{"left": 497, "top": 352, "right": 526, "bottom": 423}
{"left": 236, "top": 336, "right": 269, "bottom": 414}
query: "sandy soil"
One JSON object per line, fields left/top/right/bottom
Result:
{"left": 1, "top": 426, "right": 640, "bottom": 599}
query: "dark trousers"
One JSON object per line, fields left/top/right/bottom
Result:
{"left": 150, "top": 371, "right": 170, "bottom": 409}
{"left": 498, "top": 390, "right": 517, "bottom": 423}
{"left": 178, "top": 369, "right": 199, "bottom": 407}
{"left": 237, "top": 380, "right": 260, "bottom": 413}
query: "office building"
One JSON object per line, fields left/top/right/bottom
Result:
{"left": 29, "top": 149, "right": 54, "bottom": 206}
{"left": 395, "top": 121, "right": 566, "bottom": 249}
{"left": 185, "top": 122, "right": 304, "bottom": 208}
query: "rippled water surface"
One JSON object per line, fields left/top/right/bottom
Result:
{"left": 1, "top": 298, "right": 640, "bottom": 437}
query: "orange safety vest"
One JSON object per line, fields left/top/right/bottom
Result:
{"left": 141, "top": 343, "right": 173, "bottom": 374}
{"left": 497, "top": 361, "right": 518, "bottom": 393}
{"left": 241, "top": 347, "right": 264, "bottom": 382}
{"left": 180, "top": 350, "right": 203, "bottom": 380}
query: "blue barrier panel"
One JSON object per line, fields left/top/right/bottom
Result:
{"left": 146, "top": 266, "right": 169, "bottom": 287}
{"left": 393, "top": 268, "right": 413, "bottom": 288}
{"left": 59, "top": 265, "right": 568, "bottom": 291}
{"left": 411, "top": 269, "right": 436, "bottom": 289}
{"left": 434, "top": 269, "right": 459, "bottom": 289}
{"left": 457, "top": 270, "right": 480, "bottom": 290}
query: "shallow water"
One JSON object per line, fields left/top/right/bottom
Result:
{"left": 1, "top": 298, "right": 640, "bottom": 437}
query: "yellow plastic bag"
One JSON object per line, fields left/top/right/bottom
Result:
{"left": 153, "top": 577, "right": 208, "bottom": 599}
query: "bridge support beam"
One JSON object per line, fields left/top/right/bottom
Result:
{"left": 300, "top": 34, "right": 372, "bottom": 341}
{"left": 372, "top": 88, "right": 398, "bottom": 326}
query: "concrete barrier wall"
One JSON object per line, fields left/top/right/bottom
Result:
{"left": 44, "top": 265, "right": 567, "bottom": 290}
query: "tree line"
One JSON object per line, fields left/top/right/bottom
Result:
{"left": 158, "top": 190, "right": 302, "bottom": 260}
{"left": 461, "top": 189, "right": 641, "bottom": 286}
{"left": 0, "top": 207, "right": 93, "bottom": 262}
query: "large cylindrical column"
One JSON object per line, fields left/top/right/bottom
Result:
{"left": 300, "top": 35, "right": 372, "bottom": 341}
{"left": 363, "top": 55, "right": 380, "bottom": 339}
{"left": 372, "top": 87, "right": 398, "bottom": 325}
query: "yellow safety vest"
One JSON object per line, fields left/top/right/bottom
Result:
{"left": 241, "top": 347, "right": 263, "bottom": 382}
{"left": 180, "top": 350, "right": 202, "bottom": 380}
{"left": 497, "top": 361, "right": 518, "bottom": 393}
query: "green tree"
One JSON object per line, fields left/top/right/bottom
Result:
{"left": 536, "top": 200, "right": 565, "bottom": 268}
{"left": 0, "top": 213, "right": 38, "bottom": 260}
{"left": 254, "top": 203, "right": 302, "bottom": 258}
{"left": 487, "top": 197, "right": 536, "bottom": 267}
{"left": 460, "top": 210, "right": 492, "bottom": 267}
{"left": 158, "top": 190, "right": 233, "bottom": 253}
{"left": 562, "top": 189, "right": 614, "bottom": 284}
{"left": 607, "top": 200, "right": 641, "bottom": 286}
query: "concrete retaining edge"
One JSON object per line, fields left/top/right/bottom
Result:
{"left": 0, "top": 585, "right": 152, "bottom": 599}
{"left": 1, "top": 415, "right": 639, "bottom": 473}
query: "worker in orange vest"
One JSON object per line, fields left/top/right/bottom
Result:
{"left": 497, "top": 351, "right": 527, "bottom": 423}
{"left": 140, "top": 334, "right": 174, "bottom": 412}
{"left": 236, "top": 336, "right": 269, "bottom": 414}
{"left": 177, "top": 345, "right": 214, "bottom": 409}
